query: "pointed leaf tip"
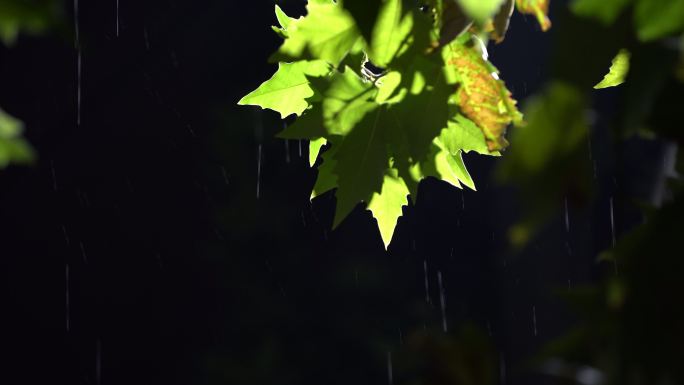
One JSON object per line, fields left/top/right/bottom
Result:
{"left": 594, "top": 49, "right": 630, "bottom": 89}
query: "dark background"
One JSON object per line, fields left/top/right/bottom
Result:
{"left": 0, "top": 1, "right": 659, "bottom": 384}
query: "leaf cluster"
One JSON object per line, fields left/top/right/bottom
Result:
{"left": 239, "top": 0, "right": 551, "bottom": 248}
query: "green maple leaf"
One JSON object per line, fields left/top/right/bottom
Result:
{"left": 595, "top": 49, "right": 630, "bottom": 89}
{"left": 332, "top": 107, "right": 390, "bottom": 228}
{"left": 342, "top": 0, "right": 383, "bottom": 44}
{"left": 367, "top": 167, "right": 409, "bottom": 249}
{"left": 443, "top": 37, "right": 522, "bottom": 151}
{"left": 318, "top": 68, "right": 378, "bottom": 135}
{"left": 309, "top": 137, "right": 327, "bottom": 166}
{"left": 403, "top": 139, "right": 475, "bottom": 198}
{"left": 311, "top": 142, "right": 339, "bottom": 199}
{"left": 271, "top": 1, "right": 363, "bottom": 66}
{"left": 238, "top": 60, "right": 331, "bottom": 119}
{"left": 456, "top": 0, "right": 506, "bottom": 25}
{"left": 440, "top": 114, "right": 497, "bottom": 156}
{"left": 367, "top": 0, "right": 414, "bottom": 68}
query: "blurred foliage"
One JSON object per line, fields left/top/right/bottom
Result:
{"left": 0, "top": 0, "right": 63, "bottom": 45}
{"left": 496, "top": 0, "right": 684, "bottom": 383}
{"left": 0, "top": 108, "right": 34, "bottom": 168}
{"left": 395, "top": 324, "right": 497, "bottom": 385}
{"left": 0, "top": 0, "right": 64, "bottom": 169}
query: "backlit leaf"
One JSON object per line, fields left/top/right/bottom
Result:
{"left": 238, "top": 60, "right": 332, "bottom": 118}
{"left": 515, "top": 0, "right": 552, "bottom": 31}
{"left": 595, "top": 49, "right": 630, "bottom": 89}
{"left": 444, "top": 39, "right": 522, "bottom": 151}
{"left": 367, "top": 167, "right": 409, "bottom": 249}
{"left": 456, "top": 0, "right": 506, "bottom": 25}
{"left": 271, "top": 1, "right": 362, "bottom": 65}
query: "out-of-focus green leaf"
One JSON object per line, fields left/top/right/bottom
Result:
{"left": 571, "top": 0, "right": 632, "bottom": 26}
{"left": 0, "top": 108, "right": 35, "bottom": 168}
{"left": 595, "top": 49, "right": 630, "bottom": 89}
{"left": 238, "top": 60, "right": 332, "bottom": 118}
{"left": 492, "top": 0, "right": 515, "bottom": 42}
{"left": 0, "top": 0, "right": 61, "bottom": 45}
{"left": 634, "top": 0, "right": 684, "bottom": 42}
{"left": 456, "top": 0, "right": 505, "bottom": 25}
{"left": 515, "top": 0, "right": 551, "bottom": 31}
{"left": 439, "top": 0, "right": 473, "bottom": 46}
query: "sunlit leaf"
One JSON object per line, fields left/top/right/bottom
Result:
{"left": 456, "top": 0, "right": 506, "bottom": 25}
{"left": 309, "top": 137, "right": 327, "bottom": 166}
{"left": 515, "top": 0, "right": 552, "bottom": 31}
{"left": 332, "top": 107, "right": 390, "bottom": 228}
{"left": 367, "top": 0, "right": 414, "bottom": 67}
{"left": 595, "top": 49, "right": 630, "bottom": 89}
{"left": 318, "top": 68, "right": 378, "bottom": 135}
{"left": 444, "top": 39, "right": 522, "bottom": 151}
{"left": 271, "top": 1, "right": 363, "bottom": 65}
{"left": 440, "top": 114, "right": 496, "bottom": 156}
{"left": 367, "top": 167, "right": 409, "bottom": 248}
{"left": 238, "top": 60, "right": 332, "bottom": 118}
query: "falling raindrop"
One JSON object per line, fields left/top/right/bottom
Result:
{"left": 387, "top": 352, "right": 393, "bottom": 385}
{"left": 61, "top": 225, "right": 70, "bottom": 246}
{"left": 76, "top": 49, "right": 82, "bottom": 127}
{"left": 221, "top": 166, "right": 229, "bottom": 185}
{"left": 500, "top": 353, "right": 507, "bottom": 385}
{"left": 143, "top": 27, "right": 150, "bottom": 50}
{"left": 298, "top": 140, "right": 303, "bottom": 158}
{"left": 284, "top": 139, "right": 291, "bottom": 163}
{"left": 50, "top": 160, "right": 58, "bottom": 190}
{"left": 532, "top": 305, "right": 538, "bottom": 336}
{"left": 437, "top": 270, "right": 447, "bottom": 332}
{"left": 65, "top": 264, "right": 70, "bottom": 332}
{"left": 116, "top": 0, "right": 120, "bottom": 36}
{"left": 95, "top": 339, "right": 102, "bottom": 385}
{"left": 74, "top": 0, "right": 81, "bottom": 126}
{"left": 423, "top": 260, "right": 430, "bottom": 304}
{"left": 609, "top": 197, "right": 616, "bottom": 247}
{"left": 80, "top": 242, "right": 88, "bottom": 264}
{"left": 256, "top": 144, "right": 263, "bottom": 199}
{"left": 398, "top": 327, "right": 403, "bottom": 345}
{"left": 155, "top": 252, "right": 163, "bottom": 269}
{"left": 564, "top": 197, "right": 570, "bottom": 233}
